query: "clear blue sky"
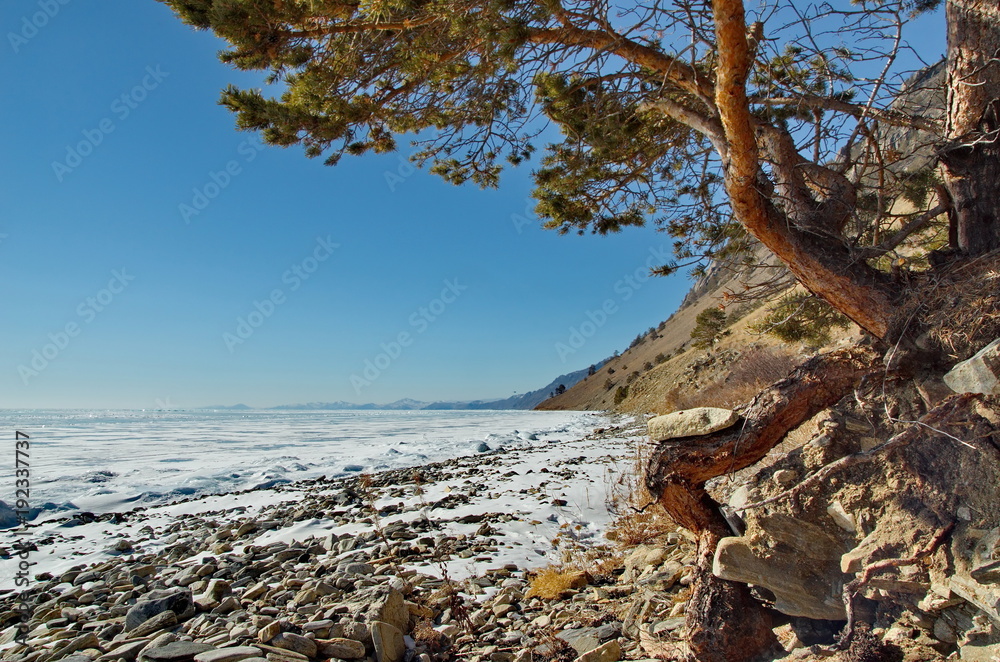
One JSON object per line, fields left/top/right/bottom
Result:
{"left": 0, "top": 2, "right": 945, "bottom": 409}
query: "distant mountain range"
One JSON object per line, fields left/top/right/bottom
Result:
{"left": 204, "top": 361, "right": 606, "bottom": 411}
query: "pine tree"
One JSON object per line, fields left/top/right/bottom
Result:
{"left": 156, "top": 0, "right": 1000, "bottom": 349}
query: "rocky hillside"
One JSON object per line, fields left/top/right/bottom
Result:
{"left": 536, "top": 264, "right": 834, "bottom": 414}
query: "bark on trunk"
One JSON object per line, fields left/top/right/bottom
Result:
{"left": 941, "top": 0, "right": 1000, "bottom": 255}
{"left": 645, "top": 347, "right": 875, "bottom": 662}
{"left": 711, "top": 0, "right": 897, "bottom": 340}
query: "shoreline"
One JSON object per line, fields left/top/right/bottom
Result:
{"left": 1, "top": 416, "right": 666, "bottom": 662}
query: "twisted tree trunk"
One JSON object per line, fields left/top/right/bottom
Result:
{"left": 711, "top": 0, "right": 897, "bottom": 341}
{"left": 645, "top": 348, "right": 876, "bottom": 662}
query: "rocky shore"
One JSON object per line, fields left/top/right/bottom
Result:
{"left": 0, "top": 420, "right": 702, "bottom": 662}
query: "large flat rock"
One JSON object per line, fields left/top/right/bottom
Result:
{"left": 713, "top": 536, "right": 847, "bottom": 621}
{"left": 648, "top": 408, "right": 739, "bottom": 441}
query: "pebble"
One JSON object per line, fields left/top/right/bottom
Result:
{"left": 193, "top": 647, "right": 264, "bottom": 662}
{"left": 0, "top": 425, "right": 708, "bottom": 662}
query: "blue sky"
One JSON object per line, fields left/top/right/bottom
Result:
{"left": 0, "top": 2, "right": 946, "bottom": 409}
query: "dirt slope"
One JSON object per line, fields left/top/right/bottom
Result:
{"left": 537, "top": 272, "right": 859, "bottom": 414}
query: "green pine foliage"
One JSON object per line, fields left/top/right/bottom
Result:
{"left": 613, "top": 385, "right": 629, "bottom": 405}
{"left": 690, "top": 308, "right": 728, "bottom": 349}
{"left": 158, "top": 0, "right": 953, "bottom": 315}
{"left": 751, "top": 293, "right": 852, "bottom": 348}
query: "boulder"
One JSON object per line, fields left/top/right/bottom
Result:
{"left": 944, "top": 338, "right": 1000, "bottom": 394}
{"left": 713, "top": 535, "right": 847, "bottom": 621}
{"left": 648, "top": 408, "right": 739, "bottom": 441}
{"left": 125, "top": 589, "right": 194, "bottom": 631}
{"left": 371, "top": 621, "right": 405, "bottom": 662}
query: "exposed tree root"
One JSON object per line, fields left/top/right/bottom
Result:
{"left": 644, "top": 347, "right": 876, "bottom": 661}
{"left": 737, "top": 393, "right": 981, "bottom": 513}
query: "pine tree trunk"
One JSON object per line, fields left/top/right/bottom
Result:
{"left": 941, "top": 0, "right": 1000, "bottom": 255}
{"left": 711, "top": 0, "right": 897, "bottom": 341}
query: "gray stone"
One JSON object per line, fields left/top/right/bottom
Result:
{"left": 971, "top": 560, "right": 1000, "bottom": 584}
{"left": 126, "top": 589, "right": 195, "bottom": 631}
{"left": 194, "top": 647, "right": 263, "bottom": 662}
{"left": 270, "top": 633, "right": 316, "bottom": 659}
{"left": 342, "top": 562, "right": 375, "bottom": 576}
{"left": 357, "top": 586, "right": 409, "bottom": 633}
{"left": 141, "top": 642, "right": 216, "bottom": 662}
{"left": 99, "top": 640, "right": 150, "bottom": 662}
{"left": 317, "top": 638, "right": 366, "bottom": 659}
{"left": 196, "top": 579, "right": 232, "bottom": 610}
{"left": 341, "top": 622, "right": 372, "bottom": 648}
{"left": 371, "top": 621, "right": 405, "bottom": 662}
{"left": 651, "top": 618, "right": 686, "bottom": 635}
{"left": 826, "top": 501, "right": 856, "bottom": 532}
{"left": 773, "top": 469, "right": 798, "bottom": 487}
{"left": 212, "top": 596, "right": 239, "bottom": 614}
{"left": 713, "top": 536, "right": 846, "bottom": 620}
{"left": 958, "top": 643, "right": 1000, "bottom": 662}
{"left": 372, "top": 621, "right": 406, "bottom": 662}
{"left": 130, "top": 610, "right": 178, "bottom": 638}
{"left": 944, "top": 338, "right": 1000, "bottom": 395}
{"left": 258, "top": 622, "right": 283, "bottom": 644}
{"left": 624, "top": 545, "right": 667, "bottom": 580}
{"left": 932, "top": 617, "right": 957, "bottom": 644}
{"left": 557, "top": 628, "right": 602, "bottom": 655}
{"left": 255, "top": 645, "right": 308, "bottom": 662}
{"left": 648, "top": 408, "right": 739, "bottom": 441}
{"left": 55, "top": 633, "right": 102, "bottom": 657}
{"left": 575, "top": 641, "right": 621, "bottom": 662}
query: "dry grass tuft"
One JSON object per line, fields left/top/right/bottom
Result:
{"left": 411, "top": 619, "right": 449, "bottom": 653}
{"left": 662, "top": 345, "right": 799, "bottom": 412}
{"left": 525, "top": 567, "right": 591, "bottom": 600}
{"left": 603, "top": 437, "right": 678, "bottom": 547}
{"left": 904, "top": 250, "right": 1000, "bottom": 361}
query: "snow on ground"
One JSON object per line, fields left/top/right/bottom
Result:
{"left": 0, "top": 417, "right": 646, "bottom": 592}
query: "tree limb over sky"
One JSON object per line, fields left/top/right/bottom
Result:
{"left": 160, "top": 0, "right": 999, "bottom": 343}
